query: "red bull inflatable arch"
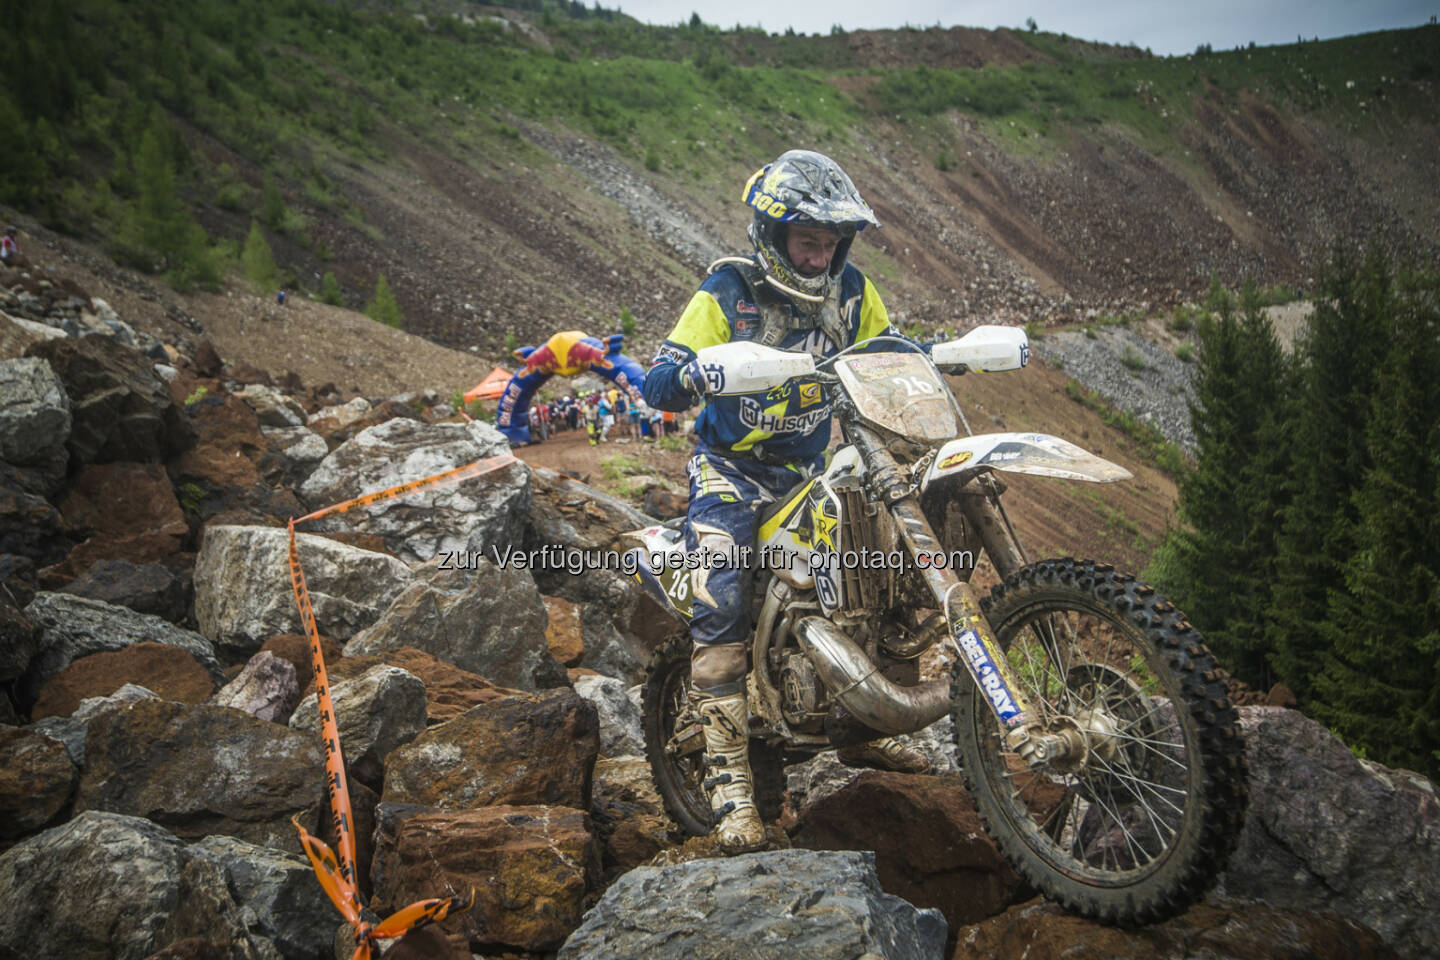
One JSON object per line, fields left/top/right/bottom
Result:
{"left": 495, "top": 330, "right": 647, "bottom": 445}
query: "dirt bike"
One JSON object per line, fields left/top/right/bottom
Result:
{"left": 627, "top": 327, "right": 1247, "bottom": 924}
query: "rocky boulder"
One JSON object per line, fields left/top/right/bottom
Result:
{"left": 951, "top": 897, "right": 1397, "bottom": 960}
{"left": 381, "top": 689, "right": 598, "bottom": 810}
{"left": 0, "top": 811, "right": 261, "bottom": 960}
{"left": 0, "top": 482, "right": 68, "bottom": 566}
{"left": 76, "top": 698, "right": 326, "bottom": 852}
{"left": 0, "top": 725, "right": 77, "bottom": 845}
{"left": 18, "top": 592, "right": 224, "bottom": 708}
{"left": 371, "top": 804, "right": 599, "bottom": 953}
{"left": 26, "top": 683, "right": 158, "bottom": 766}
{"left": 298, "top": 418, "right": 528, "bottom": 564}
{"left": 30, "top": 640, "right": 216, "bottom": 719}
{"left": 571, "top": 674, "right": 644, "bottom": 758}
{"left": 209, "top": 650, "right": 300, "bottom": 724}
{"left": 188, "top": 834, "right": 337, "bottom": 960}
{"left": 525, "top": 468, "right": 682, "bottom": 684}
{"left": 233, "top": 384, "right": 306, "bottom": 428}
{"left": 289, "top": 664, "right": 427, "bottom": 790}
{"left": 1217, "top": 706, "right": 1440, "bottom": 958}
{"left": 26, "top": 334, "right": 184, "bottom": 466}
{"left": 789, "top": 771, "right": 1025, "bottom": 934}
{"left": 260, "top": 425, "right": 328, "bottom": 486}
{"left": 344, "top": 559, "right": 564, "bottom": 693}
{"left": 557, "top": 849, "right": 948, "bottom": 960}
{"left": 0, "top": 356, "right": 70, "bottom": 486}
{"left": 0, "top": 590, "right": 39, "bottom": 684}
{"left": 194, "top": 525, "right": 413, "bottom": 658}
{"left": 59, "top": 558, "right": 190, "bottom": 621}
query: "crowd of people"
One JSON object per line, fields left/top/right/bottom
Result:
{"left": 526, "top": 385, "right": 686, "bottom": 446}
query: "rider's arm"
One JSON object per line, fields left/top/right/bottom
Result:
{"left": 852, "top": 274, "right": 928, "bottom": 355}
{"left": 643, "top": 287, "right": 732, "bottom": 411}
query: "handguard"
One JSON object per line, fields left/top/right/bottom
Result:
{"left": 930, "top": 325, "right": 1029, "bottom": 373}
{"left": 686, "top": 341, "right": 817, "bottom": 396}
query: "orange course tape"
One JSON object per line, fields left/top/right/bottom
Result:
{"left": 287, "top": 453, "right": 518, "bottom": 951}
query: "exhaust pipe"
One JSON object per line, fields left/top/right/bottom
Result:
{"left": 795, "top": 616, "right": 951, "bottom": 736}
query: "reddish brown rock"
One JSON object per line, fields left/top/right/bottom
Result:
{"left": 31, "top": 641, "right": 216, "bottom": 719}
{"left": 0, "top": 725, "right": 77, "bottom": 843}
{"left": 371, "top": 805, "right": 599, "bottom": 953}
{"left": 950, "top": 897, "right": 1399, "bottom": 960}
{"left": 58, "top": 462, "right": 187, "bottom": 544}
{"left": 380, "top": 646, "right": 527, "bottom": 724}
{"left": 790, "top": 771, "right": 1024, "bottom": 931}
{"left": 381, "top": 688, "right": 598, "bottom": 810}
{"left": 260, "top": 633, "right": 344, "bottom": 695}
{"left": 543, "top": 595, "right": 585, "bottom": 667}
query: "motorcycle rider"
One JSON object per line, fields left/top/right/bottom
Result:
{"left": 643, "top": 149, "right": 932, "bottom": 852}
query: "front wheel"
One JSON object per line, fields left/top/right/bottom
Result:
{"left": 952, "top": 558, "right": 1248, "bottom": 924}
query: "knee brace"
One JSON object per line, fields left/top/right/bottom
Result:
{"left": 691, "top": 642, "right": 748, "bottom": 690}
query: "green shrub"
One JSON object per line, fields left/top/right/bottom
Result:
{"left": 365, "top": 273, "right": 404, "bottom": 328}
{"left": 320, "top": 271, "right": 343, "bottom": 305}
{"left": 242, "top": 220, "right": 278, "bottom": 291}
{"left": 1120, "top": 345, "right": 1146, "bottom": 372}
{"left": 1174, "top": 342, "right": 1195, "bottom": 363}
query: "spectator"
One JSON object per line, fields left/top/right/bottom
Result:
{"left": 1, "top": 226, "right": 20, "bottom": 268}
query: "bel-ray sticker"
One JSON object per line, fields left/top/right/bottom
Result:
{"left": 954, "top": 628, "right": 1021, "bottom": 723}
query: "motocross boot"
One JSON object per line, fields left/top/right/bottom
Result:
{"left": 838, "top": 736, "right": 934, "bottom": 775}
{"left": 691, "top": 685, "right": 767, "bottom": 852}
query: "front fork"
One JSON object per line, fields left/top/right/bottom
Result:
{"left": 850, "top": 423, "right": 1067, "bottom": 767}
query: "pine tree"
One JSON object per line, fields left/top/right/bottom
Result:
{"left": 1267, "top": 249, "right": 1393, "bottom": 698}
{"left": 242, "top": 220, "right": 278, "bottom": 291}
{"left": 320, "top": 271, "right": 343, "bottom": 306}
{"left": 1310, "top": 265, "right": 1440, "bottom": 778}
{"left": 366, "top": 274, "right": 403, "bottom": 328}
{"left": 262, "top": 173, "right": 287, "bottom": 231}
{"left": 1147, "top": 281, "right": 1290, "bottom": 686}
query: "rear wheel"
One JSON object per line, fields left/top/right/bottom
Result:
{"left": 642, "top": 635, "right": 785, "bottom": 836}
{"left": 952, "top": 558, "right": 1248, "bottom": 924}
{"left": 642, "top": 635, "right": 711, "bottom": 835}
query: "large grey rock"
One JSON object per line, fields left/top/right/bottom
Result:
{"left": 558, "top": 849, "right": 947, "bottom": 960}
{"left": 19, "top": 592, "right": 224, "bottom": 707}
{"left": 210, "top": 650, "right": 301, "bottom": 724}
{"left": 189, "top": 835, "right": 336, "bottom": 960}
{"left": 289, "top": 664, "right": 427, "bottom": 789}
{"left": 1218, "top": 706, "right": 1440, "bottom": 958}
{"left": 0, "top": 357, "right": 70, "bottom": 473}
{"left": 345, "top": 559, "right": 564, "bottom": 692}
{"left": 76, "top": 699, "right": 326, "bottom": 853}
{"left": 299, "top": 418, "right": 528, "bottom": 564}
{"left": 194, "top": 525, "right": 414, "bottom": 659}
{"left": 572, "top": 674, "right": 644, "bottom": 758}
{"left": 0, "top": 811, "right": 266, "bottom": 960}
{"left": 525, "top": 467, "right": 682, "bottom": 685}
{"left": 235, "top": 384, "right": 306, "bottom": 428}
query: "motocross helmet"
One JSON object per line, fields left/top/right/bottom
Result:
{"left": 742, "top": 150, "right": 879, "bottom": 312}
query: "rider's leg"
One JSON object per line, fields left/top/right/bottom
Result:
{"left": 683, "top": 454, "right": 778, "bottom": 852}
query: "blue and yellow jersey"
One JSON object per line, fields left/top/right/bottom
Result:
{"left": 643, "top": 262, "right": 914, "bottom": 460}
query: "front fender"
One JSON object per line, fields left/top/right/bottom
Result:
{"left": 924, "top": 432, "right": 1132, "bottom": 485}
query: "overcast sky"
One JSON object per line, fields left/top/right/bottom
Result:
{"left": 610, "top": 1, "right": 1436, "bottom": 56}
